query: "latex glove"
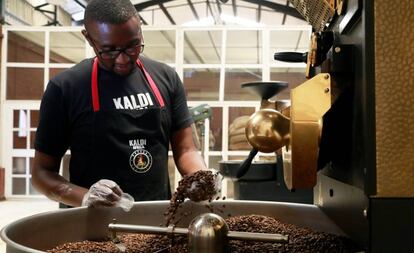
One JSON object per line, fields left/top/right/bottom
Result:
{"left": 186, "top": 169, "right": 223, "bottom": 202}
{"left": 81, "top": 179, "right": 123, "bottom": 207}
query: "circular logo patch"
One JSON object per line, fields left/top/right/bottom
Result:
{"left": 129, "top": 149, "right": 152, "bottom": 173}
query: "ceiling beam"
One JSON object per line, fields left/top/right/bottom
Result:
{"left": 73, "top": 0, "right": 85, "bottom": 9}
{"left": 159, "top": 2, "right": 205, "bottom": 64}
{"left": 206, "top": 0, "right": 214, "bottom": 16}
{"left": 79, "top": 0, "right": 304, "bottom": 28}
{"left": 187, "top": 0, "right": 200, "bottom": 20}
{"left": 295, "top": 30, "right": 303, "bottom": 50}
{"left": 232, "top": 0, "right": 237, "bottom": 17}
{"left": 134, "top": 0, "right": 175, "bottom": 11}
{"left": 239, "top": 0, "right": 304, "bottom": 20}
{"left": 159, "top": 3, "right": 176, "bottom": 24}
{"left": 34, "top": 3, "right": 60, "bottom": 26}
{"left": 256, "top": 3, "right": 261, "bottom": 23}
{"left": 215, "top": 0, "right": 222, "bottom": 14}
{"left": 184, "top": 34, "right": 206, "bottom": 64}
{"left": 207, "top": 32, "right": 221, "bottom": 62}
{"left": 256, "top": 31, "right": 260, "bottom": 64}
{"left": 134, "top": 0, "right": 304, "bottom": 21}
{"left": 281, "top": 0, "right": 289, "bottom": 25}
{"left": 206, "top": 0, "right": 221, "bottom": 24}
{"left": 139, "top": 14, "right": 148, "bottom": 25}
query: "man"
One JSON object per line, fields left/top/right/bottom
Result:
{"left": 32, "top": 0, "right": 208, "bottom": 207}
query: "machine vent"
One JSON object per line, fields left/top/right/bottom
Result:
{"left": 288, "top": 0, "right": 335, "bottom": 32}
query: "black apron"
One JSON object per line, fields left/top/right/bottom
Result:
{"left": 71, "top": 57, "right": 171, "bottom": 201}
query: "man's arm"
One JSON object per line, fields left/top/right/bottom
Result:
{"left": 32, "top": 150, "right": 88, "bottom": 207}
{"left": 171, "top": 126, "right": 207, "bottom": 176}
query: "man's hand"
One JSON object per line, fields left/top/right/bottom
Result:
{"left": 81, "top": 179, "right": 123, "bottom": 207}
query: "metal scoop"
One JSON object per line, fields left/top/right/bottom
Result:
{"left": 109, "top": 213, "right": 288, "bottom": 253}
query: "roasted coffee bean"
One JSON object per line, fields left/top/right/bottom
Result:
{"left": 226, "top": 215, "right": 359, "bottom": 253}
{"left": 47, "top": 171, "right": 358, "bottom": 252}
{"left": 48, "top": 215, "right": 358, "bottom": 253}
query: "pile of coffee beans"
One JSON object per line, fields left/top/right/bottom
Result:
{"left": 226, "top": 215, "right": 358, "bottom": 253}
{"left": 48, "top": 214, "right": 358, "bottom": 253}
{"left": 47, "top": 233, "right": 181, "bottom": 253}
{"left": 47, "top": 170, "right": 359, "bottom": 252}
{"left": 164, "top": 170, "right": 220, "bottom": 226}
{"left": 48, "top": 238, "right": 120, "bottom": 252}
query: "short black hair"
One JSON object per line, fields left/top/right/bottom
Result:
{"left": 84, "top": 0, "right": 138, "bottom": 25}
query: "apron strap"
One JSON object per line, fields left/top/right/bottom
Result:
{"left": 92, "top": 58, "right": 100, "bottom": 112}
{"left": 91, "top": 57, "right": 165, "bottom": 112}
{"left": 136, "top": 59, "right": 165, "bottom": 108}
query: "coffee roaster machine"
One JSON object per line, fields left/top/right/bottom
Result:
{"left": 225, "top": 0, "right": 414, "bottom": 251}
{"left": 251, "top": 0, "right": 414, "bottom": 252}
{"left": 1, "top": 1, "right": 414, "bottom": 252}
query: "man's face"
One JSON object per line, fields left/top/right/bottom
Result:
{"left": 84, "top": 16, "right": 143, "bottom": 76}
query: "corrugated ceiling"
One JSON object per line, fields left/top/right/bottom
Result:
{"left": 26, "top": 0, "right": 308, "bottom": 26}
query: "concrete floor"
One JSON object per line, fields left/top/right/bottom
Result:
{"left": 0, "top": 198, "right": 59, "bottom": 252}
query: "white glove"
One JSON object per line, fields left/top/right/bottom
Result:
{"left": 82, "top": 179, "right": 123, "bottom": 207}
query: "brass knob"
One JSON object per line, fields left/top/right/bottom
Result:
{"left": 245, "top": 109, "right": 290, "bottom": 153}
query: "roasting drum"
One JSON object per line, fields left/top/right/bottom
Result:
{"left": 1, "top": 200, "right": 345, "bottom": 253}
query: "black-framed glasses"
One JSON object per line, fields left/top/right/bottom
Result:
{"left": 97, "top": 43, "right": 145, "bottom": 60}
{"left": 89, "top": 37, "right": 145, "bottom": 60}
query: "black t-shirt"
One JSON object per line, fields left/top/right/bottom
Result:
{"left": 35, "top": 56, "right": 193, "bottom": 159}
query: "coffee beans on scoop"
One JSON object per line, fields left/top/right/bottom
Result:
{"left": 164, "top": 170, "right": 220, "bottom": 226}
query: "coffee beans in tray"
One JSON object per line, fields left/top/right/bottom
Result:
{"left": 47, "top": 214, "right": 358, "bottom": 253}
{"left": 47, "top": 170, "right": 359, "bottom": 252}
{"left": 226, "top": 215, "right": 358, "bottom": 253}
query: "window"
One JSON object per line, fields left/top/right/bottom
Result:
{"left": 1, "top": 26, "right": 310, "bottom": 197}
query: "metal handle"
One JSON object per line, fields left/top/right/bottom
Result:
{"left": 236, "top": 148, "right": 258, "bottom": 178}
{"left": 227, "top": 230, "right": 288, "bottom": 243}
{"left": 274, "top": 52, "right": 308, "bottom": 63}
{"left": 109, "top": 223, "right": 188, "bottom": 236}
{"left": 109, "top": 223, "right": 288, "bottom": 244}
